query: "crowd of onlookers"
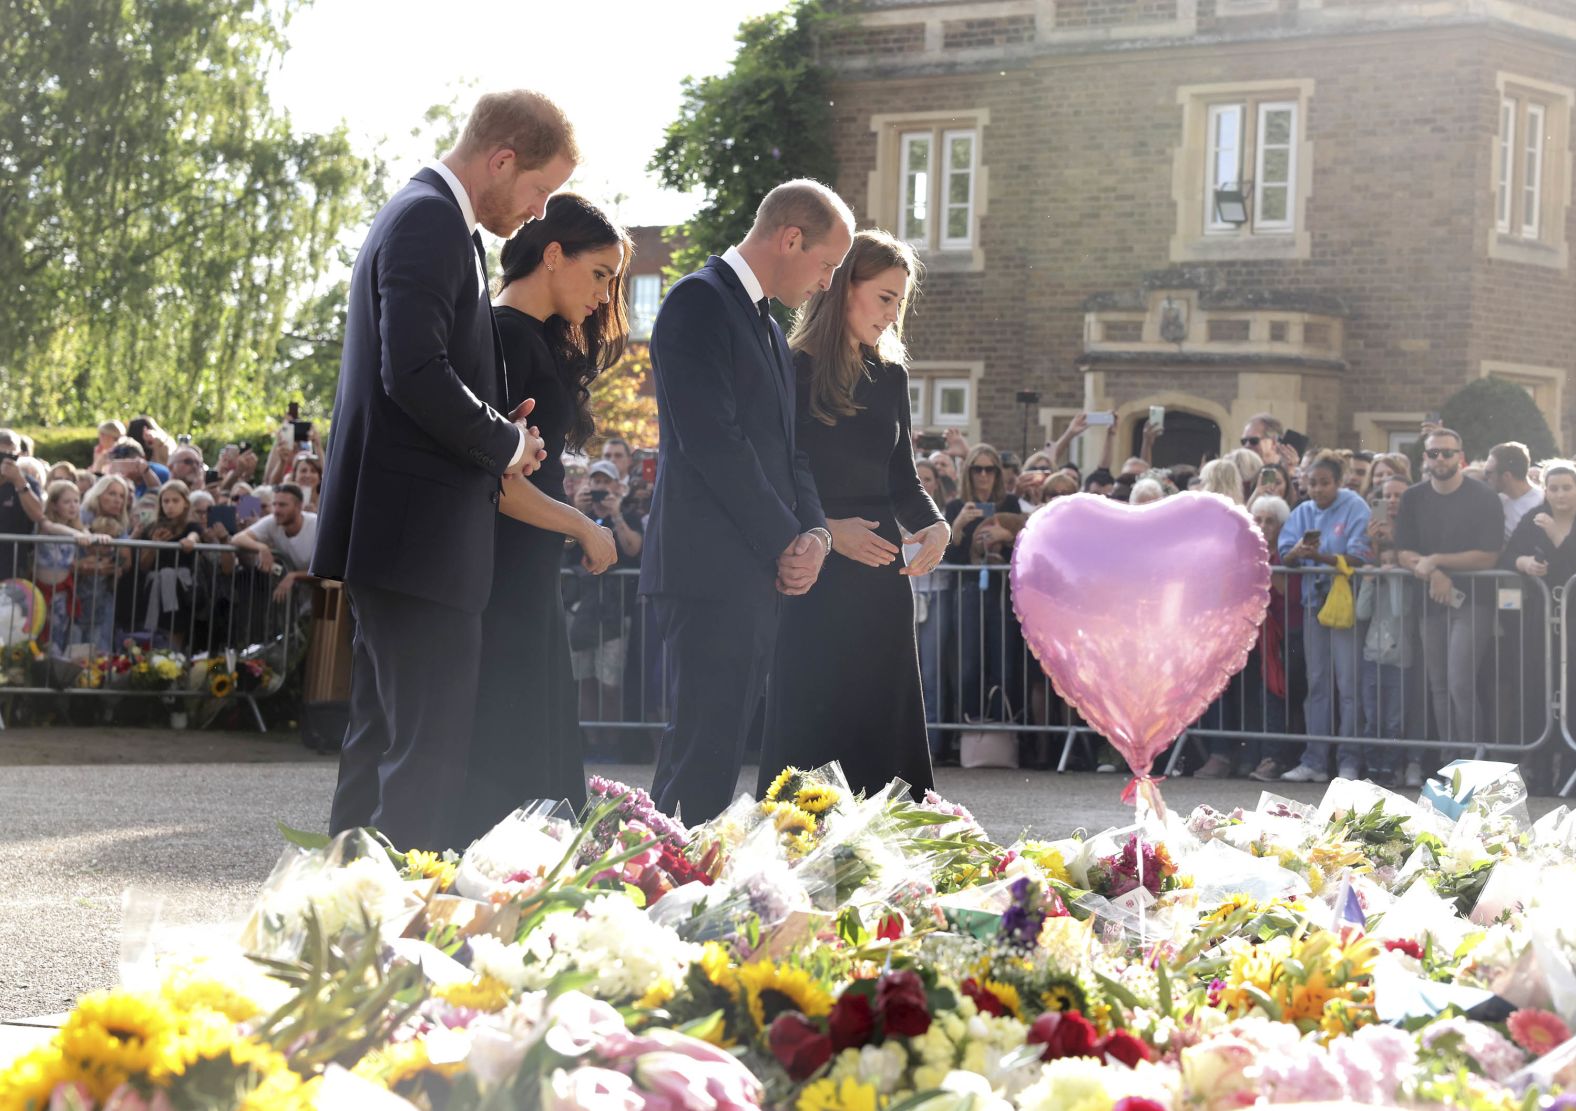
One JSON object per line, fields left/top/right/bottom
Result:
{"left": 913, "top": 411, "right": 1576, "bottom": 789}
{"left": 4, "top": 406, "right": 1572, "bottom": 791}
{"left": 0, "top": 414, "right": 321, "bottom": 661}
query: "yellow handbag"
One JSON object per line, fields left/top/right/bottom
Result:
{"left": 1317, "top": 555, "right": 1356, "bottom": 629}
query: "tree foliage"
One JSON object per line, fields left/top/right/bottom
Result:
{"left": 1438, "top": 377, "right": 1561, "bottom": 462}
{"left": 1, "top": 0, "right": 371, "bottom": 428}
{"left": 588, "top": 344, "right": 659, "bottom": 452}
{"left": 649, "top": 0, "right": 842, "bottom": 281}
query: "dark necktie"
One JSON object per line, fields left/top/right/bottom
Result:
{"left": 757, "top": 297, "right": 780, "bottom": 364}
{"left": 472, "top": 231, "right": 488, "bottom": 299}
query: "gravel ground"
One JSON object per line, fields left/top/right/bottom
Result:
{"left": 1, "top": 727, "right": 1568, "bottom": 1023}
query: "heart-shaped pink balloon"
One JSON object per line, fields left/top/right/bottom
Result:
{"left": 1011, "top": 492, "right": 1271, "bottom": 786}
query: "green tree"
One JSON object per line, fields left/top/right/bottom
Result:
{"left": 649, "top": 0, "right": 843, "bottom": 282}
{"left": 0, "top": 0, "right": 370, "bottom": 428}
{"left": 1437, "top": 377, "right": 1561, "bottom": 462}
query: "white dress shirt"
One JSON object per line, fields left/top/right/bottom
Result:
{"left": 722, "top": 245, "right": 767, "bottom": 306}
{"left": 424, "top": 161, "right": 527, "bottom": 470}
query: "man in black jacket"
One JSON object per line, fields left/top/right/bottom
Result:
{"left": 640, "top": 180, "right": 853, "bottom": 822}
{"left": 314, "top": 90, "right": 576, "bottom": 850}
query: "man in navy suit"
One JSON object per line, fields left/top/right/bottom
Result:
{"left": 641, "top": 180, "right": 855, "bottom": 822}
{"left": 314, "top": 91, "right": 577, "bottom": 850}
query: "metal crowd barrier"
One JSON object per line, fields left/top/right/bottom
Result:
{"left": 558, "top": 563, "right": 1568, "bottom": 781}
{"left": 0, "top": 532, "right": 304, "bottom": 731}
{"left": 1562, "top": 574, "right": 1576, "bottom": 795}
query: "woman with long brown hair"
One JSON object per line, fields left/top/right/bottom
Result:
{"left": 757, "top": 229, "right": 948, "bottom": 797}
{"left": 459, "top": 193, "right": 627, "bottom": 842}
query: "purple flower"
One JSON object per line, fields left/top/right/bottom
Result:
{"left": 999, "top": 876, "right": 1046, "bottom": 948}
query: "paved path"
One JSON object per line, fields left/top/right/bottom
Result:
{"left": 1, "top": 728, "right": 1567, "bottom": 1025}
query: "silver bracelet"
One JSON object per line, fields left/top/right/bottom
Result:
{"left": 807, "top": 527, "right": 832, "bottom": 556}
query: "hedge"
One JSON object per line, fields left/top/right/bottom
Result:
{"left": 13, "top": 421, "right": 327, "bottom": 470}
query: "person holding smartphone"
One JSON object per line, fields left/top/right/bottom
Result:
{"left": 1396, "top": 427, "right": 1504, "bottom": 787}
{"left": 1277, "top": 451, "right": 1373, "bottom": 783}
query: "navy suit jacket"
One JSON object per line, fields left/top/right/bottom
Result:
{"left": 312, "top": 168, "right": 521, "bottom": 614}
{"left": 641, "top": 256, "right": 826, "bottom": 602}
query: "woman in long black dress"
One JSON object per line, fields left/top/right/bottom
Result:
{"left": 759, "top": 230, "right": 950, "bottom": 798}
{"left": 458, "top": 194, "right": 630, "bottom": 845}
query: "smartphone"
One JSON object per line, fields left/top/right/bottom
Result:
{"left": 1302, "top": 529, "right": 1322, "bottom": 547}
{"left": 1449, "top": 587, "right": 1467, "bottom": 609}
{"left": 287, "top": 401, "right": 301, "bottom": 422}
{"left": 973, "top": 501, "right": 995, "bottom": 514}
{"left": 235, "top": 494, "right": 262, "bottom": 520}
{"left": 1086, "top": 411, "right": 1115, "bottom": 427}
{"left": 1148, "top": 405, "right": 1165, "bottom": 431}
{"left": 916, "top": 432, "right": 946, "bottom": 453}
{"left": 207, "top": 504, "right": 238, "bottom": 535}
{"left": 292, "top": 420, "right": 312, "bottom": 445}
{"left": 589, "top": 489, "right": 609, "bottom": 502}
{"left": 1425, "top": 411, "right": 1441, "bottom": 424}
{"left": 1371, "top": 499, "right": 1391, "bottom": 527}
{"left": 641, "top": 457, "right": 657, "bottom": 484}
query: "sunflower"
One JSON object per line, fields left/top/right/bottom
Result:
{"left": 209, "top": 670, "right": 234, "bottom": 698}
{"left": 767, "top": 802, "right": 817, "bottom": 835}
{"left": 436, "top": 975, "right": 513, "bottom": 1013}
{"left": 1039, "top": 972, "right": 1089, "bottom": 1016}
{"left": 764, "top": 767, "right": 806, "bottom": 803}
{"left": 353, "top": 1039, "right": 462, "bottom": 1091}
{"left": 57, "top": 990, "right": 180, "bottom": 1099}
{"left": 403, "top": 849, "right": 458, "bottom": 890}
{"left": 637, "top": 978, "right": 676, "bottom": 1009}
{"left": 736, "top": 960, "right": 834, "bottom": 1030}
{"left": 979, "top": 978, "right": 1023, "bottom": 1019}
{"left": 1200, "top": 892, "right": 1258, "bottom": 927}
{"left": 794, "top": 785, "right": 840, "bottom": 814}
{"left": 0, "top": 1043, "right": 78, "bottom": 1111}
{"left": 700, "top": 941, "right": 739, "bottom": 993}
{"left": 797, "top": 1076, "right": 883, "bottom": 1111}
{"left": 153, "top": 1008, "right": 243, "bottom": 1081}
{"left": 160, "top": 967, "right": 262, "bottom": 1023}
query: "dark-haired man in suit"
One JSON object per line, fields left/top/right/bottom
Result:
{"left": 314, "top": 90, "right": 576, "bottom": 850}
{"left": 641, "top": 179, "right": 854, "bottom": 822}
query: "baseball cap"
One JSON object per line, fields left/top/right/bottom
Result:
{"left": 587, "top": 460, "right": 621, "bottom": 481}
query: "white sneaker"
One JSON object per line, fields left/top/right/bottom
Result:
{"left": 1280, "top": 764, "right": 1329, "bottom": 783}
{"left": 1404, "top": 761, "right": 1424, "bottom": 788}
{"left": 1338, "top": 761, "right": 1361, "bottom": 781}
{"left": 1096, "top": 763, "right": 1117, "bottom": 774}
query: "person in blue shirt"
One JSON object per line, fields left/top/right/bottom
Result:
{"left": 1278, "top": 451, "right": 1372, "bottom": 782}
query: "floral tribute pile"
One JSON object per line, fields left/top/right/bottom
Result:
{"left": 10, "top": 760, "right": 1576, "bottom": 1110}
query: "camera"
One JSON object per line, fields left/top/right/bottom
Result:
{"left": 0, "top": 451, "right": 16, "bottom": 465}
{"left": 292, "top": 421, "right": 312, "bottom": 446}
{"left": 915, "top": 432, "right": 946, "bottom": 453}
{"left": 589, "top": 489, "right": 609, "bottom": 502}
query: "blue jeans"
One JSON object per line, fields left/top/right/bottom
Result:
{"left": 1298, "top": 615, "right": 1361, "bottom": 772}
{"left": 1359, "top": 658, "right": 1408, "bottom": 775}
{"left": 916, "top": 587, "right": 954, "bottom": 753}
{"left": 958, "top": 574, "right": 1022, "bottom": 722}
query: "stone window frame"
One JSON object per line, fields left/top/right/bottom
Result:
{"left": 1489, "top": 72, "right": 1572, "bottom": 271}
{"left": 629, "top": 274, "right": 661, "bottom": 341}
{"left": 910, "top": 361, "right": 984, "bottom": 438}
{"left": 1352, "top": 411, "right": 1428, "bottom": 453}
{"left": 868, "top": 109, "right": 991, "bottom": 272}
{"left": 1171, "top": 79, "right": 1315, "bottom": 262}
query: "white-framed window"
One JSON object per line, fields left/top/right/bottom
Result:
{"left": 1497, "top": 97, "right": 1516, "bottom": 234}
{"left": 932, "top": 377, "right": 972, "bottom": 427}
{"left": 908, "top": 379, "right": 925, "bottom": 426}
{"left": 629, "top": 274, "right": 661, "bottom": 341}
{"left": 1205, "top": 104, "right": 1243, "bottom": 233}
{"left": 896, "top": 126, "right": 979, "bottom": 252}
{"left": 1254, "top": 101, "right": 1297, "bottom": 230}
{"left": 1202, "top": 98, "right": 1298, "bottom": 235}
{"left": 1522, "top": 102, "right": 1545, "bottom": 239}
{"left": 1387, "top": 430, "right": 1421, "bottom": 454}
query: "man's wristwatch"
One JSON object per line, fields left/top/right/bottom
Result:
{"left": 807, "top": 527, "right": 833, "bottom": 557}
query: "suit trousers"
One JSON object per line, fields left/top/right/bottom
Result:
{"left": 650, "top": 593, "right": 779, "bottom": 824}
{"left": 329, "top": 581, "right": 482, "bottom": 851}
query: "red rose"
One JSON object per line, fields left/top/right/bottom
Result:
{"left": 1099, "top": 1029, "right": 1153, "bottom": 1067}
{"left": 768, "top": 1012, "right": 833, "bottom": 1081}
{"left": 876, "top": 970, "right": 932, "bottom": 1038}
{"left": 1384, "top": 938, "right": 1425, "bottom": 960}
{"left": 1027, "top": 1010, "right": 1098, "bottom": 1060}
{"left": 961, "top": 978, "right": 1009, "bottom": 1018}
{"left": 1112, "top": 1099, "right": 1167, "bottom": 1111}
{"left": 828, "top": 992, "right": 875, "bottom": 1051}
{"left": 877, "top": 911, "right": 906, "bottom": 940}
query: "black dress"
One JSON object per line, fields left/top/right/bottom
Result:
{"left": 759, "top": 353, "right": 944, "bottom": 798}
{"left": 460, "top": 308, "right": 586, "bottom": 844}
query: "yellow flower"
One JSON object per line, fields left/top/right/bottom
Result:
{"left": 1022, "top": 842, "right": 1071, "bottom": 885}
{"left": 1200, "top": 892, "right": 1258, "bottom": 926}
{"left": 637, "top": 978, "right": 676, "bottom": 1009}
{"left": 1039, "top": 973, "right": 1089, "bottom": 1016}
{"left": 160, "top": 966, "right": 262, "bottom": 1023}
{"left": 436, "top": 975, "right": 514, "bottom": 1013}
{"left": 701, "top": 942, "right": 738, "bottom": 993}
{"left": 794, "top": 785, "right": 840, "bottom": 814}
{"left": 153, "top": 1008, "right": 243, "bottom": 1080}
{"left": 0, "top": 1043, "right": 79, "bottom": 1111}
{"left": 57, "top": 990, "right": 181, "bottom": 1099}
{"left": 980, "top": 979, "right": 1023, "bottom": 1019}
{"left": 798, "top": 1075, "right": 883, "bottom": 1111}
{"left": 403, "top": 849, "right": 458, "bottom": 890}
{"left": 736, "top": 960, "right": 834, "bottom": 1030}
{"left": 209, "top": 671, "right": 234, "bottom": 698}
{"left": 354, "top": 1039, "right": 462, "bottom": 1090}
{"left": 765, "top": 767, "right": 802, "bottom": 802}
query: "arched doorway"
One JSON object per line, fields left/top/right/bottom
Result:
{"left": 1130, "top": 410, "right": 1222, "bottom": 469}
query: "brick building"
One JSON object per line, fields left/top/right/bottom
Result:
{"left": 812, "top": 0, "right": 1576, "bottom": 468}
